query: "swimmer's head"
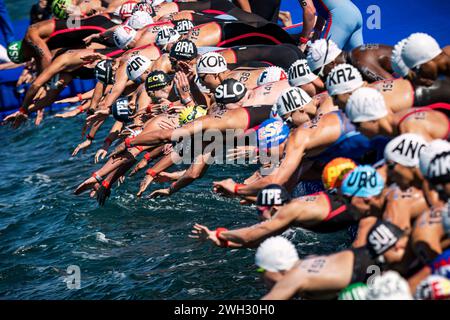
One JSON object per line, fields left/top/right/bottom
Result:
{"left": 255, "top": 236, "right": 299, "bottom": 288}
{"left": 214, "top": 78, "right": 247, "bottom": 105}
{"left": 113, "top": 25, "right": 138, "bottom": 49}
{"left": 366, "top": 219, "right": 408, "bottom": 264}
{"left": 119, "top": 1, "right": 137, "bottom": 20}
{"left": 257, "top": 66, "right": 287, "bottom": 86}
{"left": 384, "top": 134, "right": 428, "bottom": 190}
{"left": 126, "top": 54, "right": 153, "bottom": 84}
{"left": 341, "top": 165, "right": 385, "bottom": 215}
{"left": 322, "top": 157, "right": 357, "bottom": 190}
{"left": 178, "top": 105, "right": 207, "bottom": 126}
{"left": 196, "top": 52, "right": 228, "bottom": 90}
{"left": 255, "top": 184, "right": 291, "bottom": 220}
{"left": 126, "top": 11, "right": 154, "bottom": 30}
{"left": 307, "top": 39, "right": 342, "bottom": 79}
{"left": 51, "top": 0, "right": 71, "bottom": 19}
{"left": 169, "top": 39, "right": 198, "bottom": 71}
{"left": 415, "top": 275, "right": 450, "bottom": 300}
{"left": 402, "top": 33, "right": 443, "bottom": 82}
{"left": 366, "top": 271, "right": 413, "bottom": 300}
{"left": 256, "top": 119, "right": 290, "bottom": 159}
{"left": 155, "top": 26, "right": 180, "bottom": 52}
{"left": 326, "top": 64, "right": 364, "bottom": 109}
{"left": 7, "top": 40, "right": 25, "bottom": 64}
{"left": 132, "top": 1, "right": 155, "bottom": 17}
{"left": 391, "top": 39, "right": 410, "bottom": 78}
{"left": 288, "top": 59, "right": 318, "bottom": 87}
{"left": 174, "top": 19, "right": 195, "bottom": 35}
{"left": 94, "top": 59, "right": 116, "bottom": 85}
{"left": 145, "top": 70, "right": 173, "bottom": 101}
{"left": 112, "top": 96, "right": 134, "bottom": 123}
{"left": 275, "top": 87, "right": 313, "bottom": 127}
{"left": 345, "top": 87, "right": 388, "bottom": 138}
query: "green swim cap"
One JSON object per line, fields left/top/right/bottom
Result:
{"left": 52, "top": 0, "right": 72, "bottom": 19}
{"left": 7, "top": 41, "right": 24, "bottom": 64}
{"left": 338, "top": 282, "right": 368, "bottom": 300}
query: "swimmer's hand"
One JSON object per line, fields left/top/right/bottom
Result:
{"left": 129, "top": 158, "right": 149, "bottom": 177}
{"left": 157, "top": 117, "right": 177, "bottom": 130}
{"left": 95, "top": 148, "right": 108, "bottom": 163}
{"left": 278, "top": 11, "right": 292, "bottom": 27}
{"left": 213, "top": 178, "right": 237, "bottom": 197}
{"left": 83, "top": 33, "right": 101, "bottom": 45}
{"left": 108, "top": 142, "right": 127, "bottom": 159}
{"left": 149, "top": 188, "right": 170, "bottom": 198}
{"left": 80, "top": 52, "right": 107, "bottom": 64}
{"left": 137, "top": 174, "right": 154, "bottom": 197}
{"left": 72, "top": 139, "right": 92, "bottom": 156}
{"left": 35, "top": 109, "right": 44, "bottom": 126}
{"left": 86, "top": 109, "right": 110, "bottom": 127}
{"left": 96, "top": 184, "right": 111, "bottom": 206}
{"left": 226, "top": 146, "right": 258, "bottom": 163}
{"left": 155, "top": 171, "right": 185, "bottom": 182}
{"left": 3, "top": 110, "right": 29, "bottom": 129}
{"left": 189, "top": 223, "right": 222, "bottom": 247}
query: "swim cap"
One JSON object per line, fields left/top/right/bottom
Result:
{"left": 415, "top": 275, "right": 450, "bottom": 300}
{"left": 112, "top": 97, "right": 133, "bottom": 123}
{"left": 155, "top": 26, "right": 180, "bottom": 46}
{"left": 6, "top": 41, "right": 24, "bottom": 64}
{"left": 256, "top": 184, "right": 291, "bottom": 207}
{"left": 126, "top": 55, "right": 152, "bottom": 81}
{"left": 132, "top": 1, "right": 155, "bottom": 17}
{"left": 275, "top": 87, "right": 312, "bottom": 117}
{"left": 366, "top": 220, "right": 404, "bottom": 257}
{"left": 307, "top": 39, "right": 342, "bottom": 73}
{"left": 145, "top": 70, "right": 171, "bottom": 92}
{"left": 366, "top": 271, "right": 413, "bottom": 300}
{"left": 52, "top": 0, "right": 71, "bottom": 19}
{"left": 326, "top": 64, "right": 363, "bottom": 96}
{"left": 178, "top": 105, "right": 207, "bottom": 126}
{"left": 257, "top": 66, "right": 287, "bottom": 86}
{"left": 384, "top": 133, "right": 428, "bottom": 167}
{"left": 401, "top": 33, "right": 442, "bottom": 69}
{"left": 322, "top": 157, "right": 357, "bottom": 190}
{"left": 345, "top": 87, "right": 387, "bottom": 123}
{"left": 288, "top": 59, "right": 318, "bottom": 86}
{"left": 170, "top": 40, "right": 198, "bottom": 61}
{"left": 214, "top": 79, "right": 247, "bottom": 104}
{"left": 255, "top": 236, "right": 299, "bottom": 272}
{"left": 119, "top": 1, "right": 137, "bottom": 20}
{"left": 196, "top": 52, "right": 227, "bottom": 74}
{"left": 338, "top": 283, "right": 368, "bottom": 300}
{"left": 195, "top": 75, "right": 210, "bottom": 94}
{"left": 391, "top": 39, "right": 410, "bottom": 77}
{"left": 419, "top": 140, "right": 450, "bottom": 180}
{"left": 148, "top": 0, "right": 165, "bottom": 6}
{"left": 126, "top": 11, "right": 153, "bottom": 30}
{"left": 426, "top": 150, "right": 450, "bottom": 184}
{"left": 341, "top": 165, "right": 384, "bottom": 198}
{"left": 94, "top": 59, "right": 115, "bottom": 85}
{"left": 256, "top": 118, "right": 290, "bottom": 150}
{"left": 174, "top": 19, "right": 194, "bottom": 35}
{"left": 113, "top": 25, "right": 137, "bottom": 49}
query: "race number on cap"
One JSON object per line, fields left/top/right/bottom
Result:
{"left": 367, "top": 220, "right": 404, "bottom": 257}
{"left": 126, "top": 55, "right": 152, "bottom": 81}
{"left": 275, "top": 87, "right": 312, "bottom": 117}
{"left": 174, "top": 19, "right": 194, "bottom": 35}
{"left": 214, "top": 78, "right": 247, "bottom": 104}
{"left": 170, "top": 39, "right": 198, "bottom": 61}
{"left": 288, "top": 59, "right": 318, "bottom": 87}
{"left": 326, "top": 63, "right": 363, "bottom": 96}
{"left": 257, "top": 66, "right": 287, "bottom": 86}
{"left": 119, "top": 1, "right": 137, "bottom": 20}
{"left": 384, "top": 133, "right": 428, "bottom": 167}
{"left": 196, "top": 52, "right": 227, "bottom": 74}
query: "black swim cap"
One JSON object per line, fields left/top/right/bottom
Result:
{"left": 214, "top": 78, "right": 247, "bottom": 104}
{"left": 145, "top": 70, "right": 172, "bottom": 92}
{"left": 112, "top": 97, "right": 134, "bottom": 123}
{"left": 170, "top": 39, "right": 198, "bottom": 61}
{"left": 256, "top": 184, "right": 291, "bottom": 207}
{"left": 95, "top": 59, "right": 114, "bottom": 85}
{"left": 366, "top": 220, "right": 405, "bottom": 257}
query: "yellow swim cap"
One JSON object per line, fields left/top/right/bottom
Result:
{"left": 178, "top": 105, "right": 207, "bottom": 126}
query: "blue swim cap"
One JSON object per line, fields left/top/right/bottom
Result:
{"left": 256, "top": 119, "right": 290, "bottom": 150}
{"left": 341, "top": 165, "right": 384, "bottom": 198}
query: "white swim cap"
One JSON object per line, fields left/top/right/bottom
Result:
{"left": 275, "top": 87, "right": 312, "bottom": 117}
{"left": 345, "top": 87, "right": 387, "bottom": 123}
{"left": 257, "top": 66, "right": 287, "bottom": 86}
{"left": 391, "top": 39, "right": 410, "bottom": 77}
{"left": 326, "top": 63, "right": 363, "bottom": 96}
{"left": 419, "top": 139, "right": 450, "bottom": 178}
{"left": 384, "top": 133, "right": 428, "bottom": 167}
{"left": 126, "top": 55, "right": 152, "bottom": 81}
{"left": 307, "top": 39, "right": 342, "bottom": 73}
{"left": 196, "top": 52, "right": 227, "bottom": 74}
{"left": 288, "top": 59, "right": 318, "bottom": 86}
{"left": 119, "top": 1, "right": 137, "bottom": 20}
{"left": 255, "top": 236, "right": 299, "bottom": 272}
{"left": 366, "top": 271, "right": 413, "bottom": 300}
{"left": 113, "top": 25, "right": 137, "bottom": 49}
{"left": 148, "top": 0, "right": 165, "bottom": 6}
{"left": 155, "top": 26, "right": 180, "bottom": 46}
{"left": 415, "top": 275, "right": 450, "bottom": 300}
{"left": 126, "top": 11, "right": 153, "bottom": 30}
{"left": 401, "top": 33, "right": 442, "bottom": 69}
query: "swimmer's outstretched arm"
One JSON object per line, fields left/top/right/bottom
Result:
{"left": 299, "top": 0, "right": 316, "bottom": 44}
